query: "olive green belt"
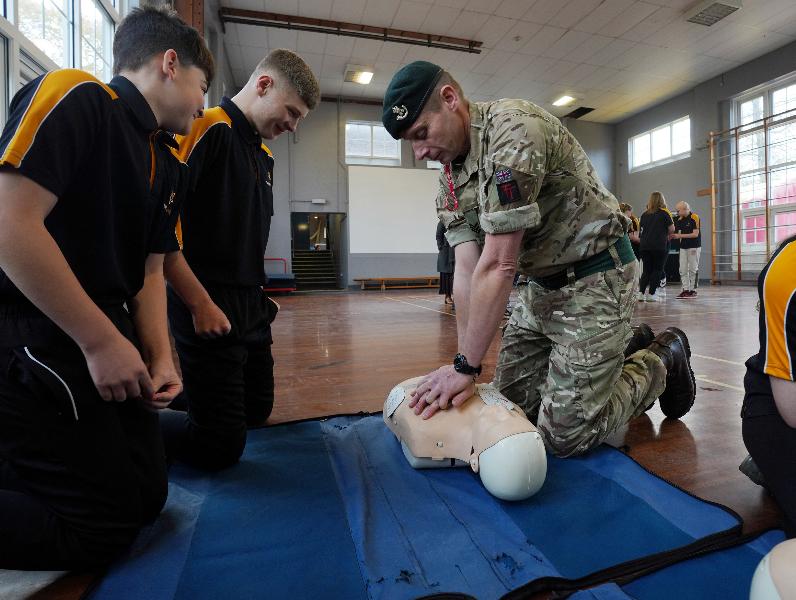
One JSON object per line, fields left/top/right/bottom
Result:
{"left": 529, "top": 235, "right": 635, "bottom": 290}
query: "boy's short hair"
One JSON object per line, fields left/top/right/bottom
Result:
{"left": 113, "top": 5, "right": 214, "bottom": 83}
{"left": 253, "top": 49, "right": 320, "bottom": 110}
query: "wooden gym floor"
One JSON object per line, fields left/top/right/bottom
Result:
{"left": 36, "top": 284, "right": 780, "bottom": 599}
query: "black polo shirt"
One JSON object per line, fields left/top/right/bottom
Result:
{"left": 176, "top": 96, "right": 274, "bottom": 287}
{"left": 675, "top": 212, "right": 701, "bottom": 249}
{"left": 0, "top": 70, "right": 184, "bottom": 309}
{"left": 639, "top": 208, "right": 673, "bottom": 252}
{"left": 743, "top": 235, "right": 796, "bottom": 418}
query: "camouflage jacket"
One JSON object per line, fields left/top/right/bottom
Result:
{"left": 436, "top": 100, "right": 628, "bottom": 277}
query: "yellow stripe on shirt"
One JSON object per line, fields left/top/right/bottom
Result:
{"left": 174, "top": 106, "right": 232, "bottom": 163}
{"left": 0, "top": 69, "right": 117, "bottom": 168}
{"left": 763, "top": 241, "right": 796, "bottom": 380}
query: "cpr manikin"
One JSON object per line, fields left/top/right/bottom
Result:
{"left": 750, "top": 538, "right": 796, "bottom": 600}
{"left": 383, "top": 377, "right": 547, "bottom": 501}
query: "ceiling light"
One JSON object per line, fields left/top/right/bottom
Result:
{"left": 344, "top": 64, "right": 374, "bottom": 85}
{"left": 552, "top": 95, "right": 575, "bottom": 107}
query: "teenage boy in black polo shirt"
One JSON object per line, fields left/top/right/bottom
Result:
{"left": 673, "top": 201, "right": 702, "bottom": 299}
{"left": 0, "top": 7, "right": 213, "bottom": 569}
{"left": 162, "top": 50, "right": 319, "bottom": 470}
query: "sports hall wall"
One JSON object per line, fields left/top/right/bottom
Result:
{"left": 255, "top": 96, "right": 617, "bottom": 286}
{"left": 613, "top": 38, "right": 796, "bottom": 284}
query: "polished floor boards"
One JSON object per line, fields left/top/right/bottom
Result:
{"left": 35, "top": 284, "right": 780, "bottom": 599}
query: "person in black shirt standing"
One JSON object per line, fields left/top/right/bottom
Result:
{"left": 162, "top": 50, "right": 319, "bottom": 470}
{"left": 0, "top": 7, "right": 213, "bottom": 568}
{"left": 638, "top": 191, "right": 674, "bottom": 302}
{"left": 673, "top": 201, "right": 702, "bottom": 299}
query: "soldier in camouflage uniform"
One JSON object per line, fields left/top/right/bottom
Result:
{"left": 381, "top": 61, "right": 696, "bottom": 457}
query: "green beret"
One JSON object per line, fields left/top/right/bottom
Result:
{"left": 382, "top": 61, "right": 443, "bottom": 139}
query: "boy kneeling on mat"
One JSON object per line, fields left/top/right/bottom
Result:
{"left": 0, "top": 7, "right": 212, "bottom": 569}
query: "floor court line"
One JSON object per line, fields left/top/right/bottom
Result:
{"left": 384, "top": 296, "right": 455, "bottom": 316}
{"left": 692, "top": 353, "right": 746, "bottom": 367}
{"left": 695, "top": 375, "right": 744, "bottom": 392}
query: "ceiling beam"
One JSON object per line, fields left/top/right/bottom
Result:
{"left": 219, "top": 8, "right": 482, "bottom": 54}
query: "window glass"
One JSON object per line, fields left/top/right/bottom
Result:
{"left": 81, "top": 0, "right": 114, "bottom": 81}
{"left": 632, "top": 133, "right": 650, "bottom": 168}
{"left": 18, "top": 0, "right": 70, "bottom": 67}
{"left": 671, "top": 118, "right": 690, "bottom": 156}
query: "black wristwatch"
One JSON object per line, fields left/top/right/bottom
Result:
{"left": 453, "top": 353, "right": 482, "bottom": 377}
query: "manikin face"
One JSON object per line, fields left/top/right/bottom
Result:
{"left": 250, "top": 75, "right": 309, "bottom": 140}
{"left": 402, "top": 87, "right": 469, "bottom": 165}
{"left": 159, "top": 52, "right": 208, "bottom": 135}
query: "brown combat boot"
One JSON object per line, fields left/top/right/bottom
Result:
{"left": 624, "top": 323, "right": 655, "bottom": 358}
{"left": 647, "top": 327, "right": 696, "bottom": 419}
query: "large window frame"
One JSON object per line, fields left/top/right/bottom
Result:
{"left": 345, "top": 120, "right": 401, "bottom": 167}
{"left": 628, "top": 116, "right": 691, "bottom": 172}
{"left": 733, "top": 73, "right": 796, "bottom": 263}
{"left": 0, "top": 0, "right": 122, "bottom": 128}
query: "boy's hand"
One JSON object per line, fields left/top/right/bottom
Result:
{"left": 83, "top": 334, "right": 154, "bottom": 402}
{"left": 145, "top": 362, "right": 183, "bottom": 411}
{"left": 192, "top": 299, "right": 231, "bottom": 338}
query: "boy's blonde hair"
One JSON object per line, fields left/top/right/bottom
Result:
{"left": 252, "top": 49, "right": 320, "bottom": 109}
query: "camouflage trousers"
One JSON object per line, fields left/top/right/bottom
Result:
{"left": 494, "top": 259, "right": 666, "bottom": 457}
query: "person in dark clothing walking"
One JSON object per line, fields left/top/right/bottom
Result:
{"left": 638, "top": 191, "right": 674, "bottom": 302}
{"left": 436, "top": 221, "right": 454, "bottom": 305}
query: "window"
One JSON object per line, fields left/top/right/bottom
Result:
{"left": 19, "top": 48, "right": 47, "bottom": 89}
{"left": 628, "top": 116, "right": 690, "bottom": 172}
{"left": 18, "top": 0, "right": 72, "bottom": 67}
{"left": 0, "top": 34, "right": 8, "bottom": 128}
{"left": 80, "top": 0, "right": 113, "bottom": 81}
{"left": 345, "top": 121, "right": 400, "bottom": 166}
{"left": 731, "top": 72, "right": 796, "bottom": 265}
{"left": 744, "top": 215, "right": 766, "bottom": 245}
{"left": 774, "top": 211, "right": 796, "bottom": 242}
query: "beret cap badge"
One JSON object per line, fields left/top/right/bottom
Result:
{"left": 392, "top": 105, "right": 408, "bottom": 120}
{"left": 381, "top": 61, "right": 444, "bottom": 139}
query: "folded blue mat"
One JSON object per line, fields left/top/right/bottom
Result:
{"left": 569, "top": 530, "right": 786, "bottom": 600}
{"left": 89, "top": 415, "right": 742, "bottom": 600}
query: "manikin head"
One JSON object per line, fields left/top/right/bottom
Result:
{"left": 233, "top": 49, "right": 320, "bottom": 140}
{"left": 384, "top": 377, "right": 547, "bottom": 501}
{"left": 113, "top": 6, "right": 215, "bottom": 135}
{"left": 750, "top": 538, "right": 796, "bottom": 600}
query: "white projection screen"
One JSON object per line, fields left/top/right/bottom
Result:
{"left": 348, "top": 165, "right": 440, "bottom": 253}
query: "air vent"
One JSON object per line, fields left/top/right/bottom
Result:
{"left": 563, "top": 107, "right": 595, "bottom": 120}
{"left": 684, "top": 0, "right": 741, "bottom": 26}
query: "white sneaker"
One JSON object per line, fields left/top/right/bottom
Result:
{"left": 637, "top": 291, "right": 646, "bottom": 301}
{"left": 646, "top": 293, "right": 661, "bottom": 302}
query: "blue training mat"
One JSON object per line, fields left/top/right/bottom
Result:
{"left": 89, "top": 414, "right": 742, "bottom": 600}
{"left": 569, "top": 530, "right": 786, "bottom": 600}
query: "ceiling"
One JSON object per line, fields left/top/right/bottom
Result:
{"left": 220, "top": 0, "right": 796, "bottom": 123}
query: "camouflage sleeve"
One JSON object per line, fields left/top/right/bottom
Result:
{"left": 479, "top": 112, "right": 552, "bottom": 235}
{"left": 435, "top": 168, "right": 479, "bottom": 248}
